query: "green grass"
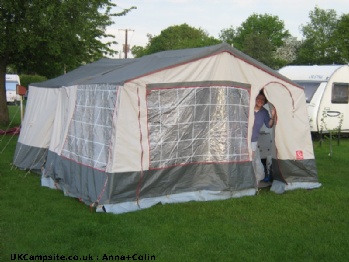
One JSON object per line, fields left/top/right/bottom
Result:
{"left": 1, "top": 105, "right": 349, "bottom": 261}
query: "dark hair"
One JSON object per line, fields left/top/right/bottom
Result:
{"left": 258, "top": 90, "right": 268, "bottom": 104}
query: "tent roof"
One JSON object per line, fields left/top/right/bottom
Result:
{"left": 33, "top": 43, "right": 295, "bottom": 88}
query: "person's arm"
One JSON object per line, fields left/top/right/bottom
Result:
{"left": 268, "top": 107, "right": 276, "bottom": 127}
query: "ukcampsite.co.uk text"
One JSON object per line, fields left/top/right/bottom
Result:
{"left": 10, "top": 253, "right": 156, "bottom": 261}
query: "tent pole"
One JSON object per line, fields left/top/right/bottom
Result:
{"left": 20, "top": 95, "right": 23, "bottom": 125}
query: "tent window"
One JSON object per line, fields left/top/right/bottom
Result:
{"left": 294, "top": 81, "right": 321, "bottom": 103}
{"left": 332, "top": 83, "right": 349, "bottom": 104}
{"left": 61, "top": 84, "right": 118, "bottom": 170}
{"left": 147, "top": 86, "right": 250, "bottom": 169}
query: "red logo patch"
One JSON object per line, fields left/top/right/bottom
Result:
{"left": 296, "top": 150, "right": 304, "bottom": 160}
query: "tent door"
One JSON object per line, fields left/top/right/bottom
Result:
{"left": 262, "top": 82, "right": 296, "bottom": 183}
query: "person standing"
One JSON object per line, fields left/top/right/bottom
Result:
{"left": 251, "top": 90, "right": 276, "bottom": 182}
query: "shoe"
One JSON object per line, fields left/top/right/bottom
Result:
{"left": 263, "top": 175, "right": 271, "bottom": 182}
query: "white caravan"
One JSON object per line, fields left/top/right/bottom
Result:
{"left": 279, "top": 65, "right": 349, "bottom": 134}
{"left": 6, "top": 74, "right": 21, "bottom": 104}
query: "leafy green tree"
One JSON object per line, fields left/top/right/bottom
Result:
{"left": 0, "top": 0, "right": 135, "bottom": 125}
{"left": 219, "top": 26, "right": 236, "bottom": 45}
{"left": 130, "top": 45, "right": 147, "bottom": 58}
{"left": 293, "top": 38, "right": 317, "bottom": 65}
{"left": 131, "top": 33, "right": 153, "bottom": 58}
{"left": 220, "top": 14, "right": 291, "bottom": 69}
{"left": 243, "top": 33, "right": 274, "bottom": 66}
{"left": 334, "top": 14, "right": 349, "bottom": 63}
{"left": 131, "top": 24, "right": 220, "bottom": 58}
{"left": 295, "top": 7, "right": 343, "bottom": 65}
{"left": 235, "top": 14, "right": 290, "bottom": 50}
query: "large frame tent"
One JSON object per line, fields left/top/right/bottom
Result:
{"left": 13, "top": 43, "right": 321, "bottom": 214}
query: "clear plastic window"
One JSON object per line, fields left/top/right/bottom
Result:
{"left": 61, "top": 84, "right": 118, "bottom": 171}
{"left": 147, "top": 86, "right": 250, "bottom": 169}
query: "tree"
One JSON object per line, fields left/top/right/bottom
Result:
{"left": 219, "top": 14, "right": 291, "bottom": 69}
{"left": 334, "top": 14, "right": 349, "bottom": 63}
{"left": 295, "top": 7, "right": 343, "bottom": 65}
{"left": 219, "top": 26, "right": 236, "bottom": 45}
{"left": 131, "top": 24, "right": 220, "bottom": 57}
{"left": 235, "top": 14, "right": 290, "bottom": 50}
{"left": 0, "top": 0, "right": 135, "bottom": 125}
{"left": 293, "top": 38, "right": 317, "bottom": 65}
{"left": 131, "top": 33, "right": 153, "bottom": 58}
{"left": 243, "top": 33, "right": 274, "bottom": 66}
{"left": 275, "top": 36, "right": 302, "bottom": 65}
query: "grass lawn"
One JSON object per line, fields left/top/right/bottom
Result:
{"left": 1, "top": 105, "right": 349, "bottom": 261}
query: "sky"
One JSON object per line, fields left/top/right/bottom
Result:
{"left": 106, "top": 0, "right": 348, "bottom": 58}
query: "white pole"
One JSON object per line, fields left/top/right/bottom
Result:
{"left": 20, "top": 95, "right": 24, "bottom": 125}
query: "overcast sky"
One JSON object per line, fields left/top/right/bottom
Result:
{"left": 106, "top": 0, "right": 348, "bottom": 57}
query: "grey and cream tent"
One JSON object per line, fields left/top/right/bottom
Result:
{"left": 13, "top": 43, "right": 321, "bottom": 214}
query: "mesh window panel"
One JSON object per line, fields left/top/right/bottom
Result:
{"left": 147, "top": 86, "right": 249, "bottom": 169}
{"left": 61, "top": 84, "right": 118, "bottom": 171}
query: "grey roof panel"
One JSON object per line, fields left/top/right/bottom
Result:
{"left": 32, "top": 43, "right": 295, "bottom": 88}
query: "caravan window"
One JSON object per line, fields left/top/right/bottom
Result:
{"left": 6, "top": 82, "right": 17, "bottom": 91}
{"left": 294, "top": 81, "right": 320, "bottom": 103}
{"left": 332, "top": 83, "right": 349, "bottom": 104}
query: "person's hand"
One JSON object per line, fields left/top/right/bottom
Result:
{"left": 271, "top": 107, "right": 276, "bottom": 119}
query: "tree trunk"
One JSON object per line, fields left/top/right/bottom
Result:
{"left": 0, "top": 58, "right": 10, "bottom": 126}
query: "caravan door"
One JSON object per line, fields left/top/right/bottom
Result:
{"left": 319, "top": 82, "right": 349, "bottom": 133}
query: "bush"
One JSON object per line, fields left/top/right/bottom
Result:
{"left": 19, "top": 74, "right": 47, "bottom": 88}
